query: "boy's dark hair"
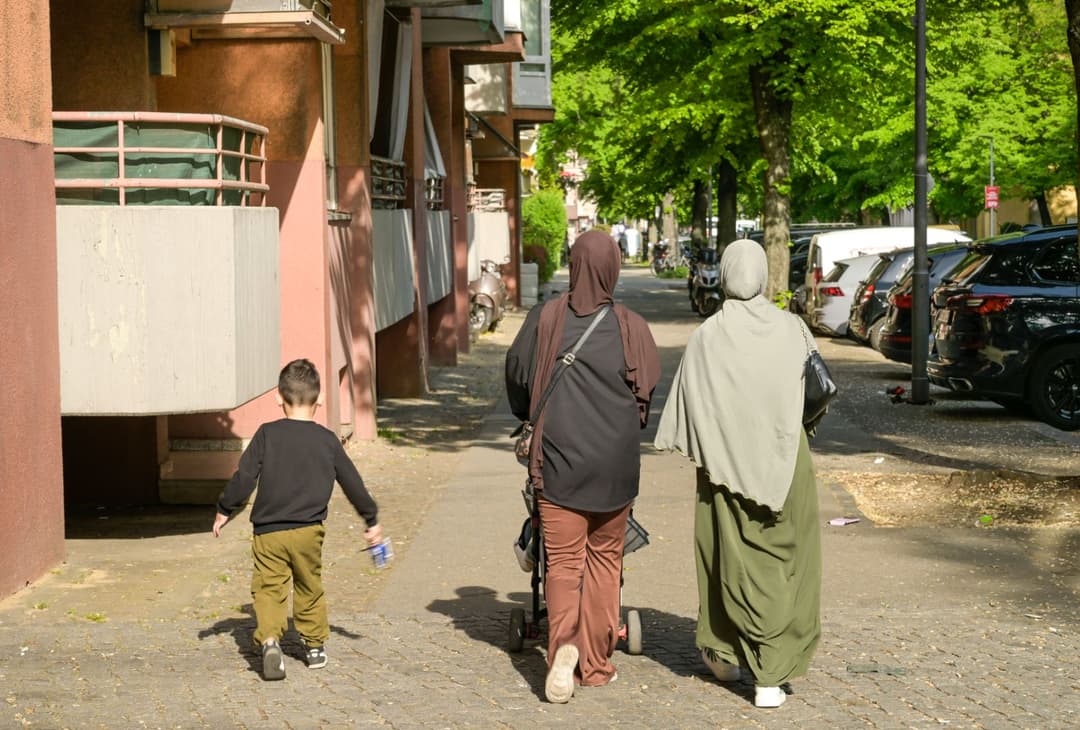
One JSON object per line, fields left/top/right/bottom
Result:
{"left": 278, "top": 359, "right": 320, "bottom": 406}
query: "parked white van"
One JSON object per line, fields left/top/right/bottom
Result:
{"left": 804, "top": 226, "right": 971, "bottom": 317}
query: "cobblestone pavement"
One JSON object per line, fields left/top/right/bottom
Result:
{"left": 1, "top": 266, "right": 1077, "bottom": 729}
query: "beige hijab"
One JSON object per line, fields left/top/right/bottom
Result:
{"left": 654, "top": 239, "right": 814, "bottom": 512}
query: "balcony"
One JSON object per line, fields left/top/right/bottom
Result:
{"left": 53, "top": 112, "right": 281, "bottom": 416}
{"left": 422, "top": 0, "right": 507, "bottom": 46}
{"left": 145, "top": 0, "right": 345, "bottom": 44}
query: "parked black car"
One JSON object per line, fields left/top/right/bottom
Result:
{"left": 926, "top": 225, "right": 1080, "bottom": 429}
{"left": 848, "top": 249, "right": 910, "bottom": 348}
{"left": 876, "top": 244, "right": 969, "bottom": 364}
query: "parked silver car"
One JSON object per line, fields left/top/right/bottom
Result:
{"left": 810, "top": 253, "right": 881, "bottom": 336}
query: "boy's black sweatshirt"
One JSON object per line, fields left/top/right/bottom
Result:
{"left": 216, "top": 418, "right": 378, "bottom": 535}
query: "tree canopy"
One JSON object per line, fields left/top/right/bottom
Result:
{"left": 541, "top": 0, "right": 1077, "bottom": 292}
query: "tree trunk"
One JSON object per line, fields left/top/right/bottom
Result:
{"left": 1035, "top": 191, "right": 1052, "bottom": 226}
{"left": 691, "top": 179, "right": 709, "bottom": 250}
{"left": 1068, "top": 0, "right": 1080, "bottom": 259}
{"left": 715, "top": 159, "right": 738, "bottom": 248}
{"left": 750, "top": 62, "right": 793, "bottom": 298}
{"left": 662, "top": 190, "right": 677, "bottom": 248}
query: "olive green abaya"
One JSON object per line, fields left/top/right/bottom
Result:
{"left": 694, "top": 429, "right": 821, "bottom": 685}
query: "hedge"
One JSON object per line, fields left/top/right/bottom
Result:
{"left": 522, "top": 189, "right": 567, "bottom": 284}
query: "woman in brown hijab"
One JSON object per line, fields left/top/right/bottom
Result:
{"left": 505, "top": 230, "right": 660, "bottom": 703}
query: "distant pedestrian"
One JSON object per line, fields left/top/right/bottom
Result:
{"left": 505, "top": 230, "right": 660, "bottom": 703}
{"left": 212, "top": 358, "right": 382, "bottom": 681}
{"left": 654, "top": 239, "right": 821, "bottom": 709}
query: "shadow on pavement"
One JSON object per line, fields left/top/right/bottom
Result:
{"left": 425, "top": 586, "right": 761, "bottom": 704}
{"left": 198, "top": 606, "right": 363, "bottom": 677}
{"left": 65, "top": 504, "right": 215, "bottom": 539}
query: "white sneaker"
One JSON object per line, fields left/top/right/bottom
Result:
{"left": 261, "top": 639, "right": 286, "bottom": 681}
{"left": 545, "top": 644, "right": 579, "bottom": 703}
{"left": 755, "top": 685, "right": 786, "bottom": 708}
{"left": 700, "top": 647, "right": 740, "bottom": 682}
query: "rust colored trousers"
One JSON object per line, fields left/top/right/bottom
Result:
{"left": 538, "top": 496, "right": 630, "bottom": 686}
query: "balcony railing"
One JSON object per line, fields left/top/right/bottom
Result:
{"left": 53, "top": 112, "right": 268, "bottom": 206}
{"left": 426, "top": 176, "right": 446, "bottom": 211}
{"left": 372, "top": 156, "right": 407, "bottom": 209}
{"left": 468, "top": 186, "right": 506, "bottom": 212}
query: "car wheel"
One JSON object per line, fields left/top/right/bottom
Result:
{"left": 868, "top": 317, "right": 886, "bottom": 351}
{"left": 1028, "top": 345, "right": 1080, "bottom": 431}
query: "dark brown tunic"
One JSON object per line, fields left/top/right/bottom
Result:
{"left": 506, "top": 302, "right": 641, "bottom": 513}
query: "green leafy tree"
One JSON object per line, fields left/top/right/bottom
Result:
{"left": 522, "top": 190, "right": 568, "bottom": 284}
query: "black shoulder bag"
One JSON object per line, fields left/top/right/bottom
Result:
{"left": 512, "top": 306, "right": 611, "bottom": 466}
{"left": 802, "top": 324, "right": 838, "bottom": 433}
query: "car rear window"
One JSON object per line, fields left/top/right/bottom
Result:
{"left": 928, "top": 249, "right": 968, "bottom": 287}
{"left": 944, "top": 249, "right": 991, "bottom": 286}
{"left": 865, "top": 255, "right": 893, "bottom": 285}
{"left": 823, "top": 262, "right": 848, "bottom": 282}
{"left": 974, "top": 247, "right": 1036, "bottom": 286}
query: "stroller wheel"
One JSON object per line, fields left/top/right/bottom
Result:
{"left": 509, "top": 608, "right": 526, "bottom": 653}
{"left": 626, "top": 609, "right": 643, "bottom": 655}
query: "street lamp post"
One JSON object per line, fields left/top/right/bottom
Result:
{"left": 986, "top": 135, "right": 996, "bottom": 237}
{"left": 911, "top": 0, "right": 930, "bottom": 404}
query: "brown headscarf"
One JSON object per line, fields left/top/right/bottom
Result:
{"left": 527, "top": 230, "right": 661, "bottom": 484}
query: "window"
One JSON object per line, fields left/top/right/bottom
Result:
{"left": 1031, "top": 237, "right": 1080, "bottom": 284}
{"left": 521, "top": 0, "right": 542, "bottom": 58}
{"left": 977, "top": 248, "right": 1032, "bottom": 286}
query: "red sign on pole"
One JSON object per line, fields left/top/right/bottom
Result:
{"left": 985, "top": 185, "right": 1000, "bottom": 209}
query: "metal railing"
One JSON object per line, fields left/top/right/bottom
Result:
{"left": 426, "top": 176, "right": 446, "bottom": 211}
{"left": 371, "top": 156, "right": 407, "bottom": 209}
{"left": 468, "top": 186, "right": 506, "bottom": 212}
{"left": 53, "top": 111, "right": 268, "bottom": 206}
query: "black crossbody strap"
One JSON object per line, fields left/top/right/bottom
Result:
{"left": 529, "top": 305, "right": 610, "bottom": 423}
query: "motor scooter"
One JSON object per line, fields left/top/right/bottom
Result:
{"left": 650, "top": 241, "right": 671, "bottom": 275}
{"left": 469, "top": 259, "right": 508, "bottom": 334}
{"left": 689, "top": 247, "right": 722, "bottom": 317}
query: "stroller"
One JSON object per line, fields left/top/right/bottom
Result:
{"left": 508, "top": 480, "right": 650, "bottom": 654}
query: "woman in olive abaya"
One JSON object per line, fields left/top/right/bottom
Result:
{"left": 654, "top": 238, "right": 822, "bottom": 709}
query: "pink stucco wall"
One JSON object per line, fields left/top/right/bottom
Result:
{"left": 49, "top": 0, "right": 156, "bottom": 112}
{"left": 160, "top": 41, "right": 338, "bottom": 439}
{"left": 0, "top": 5, "right": 66, "bottom": 594}
{"left": 0, "top": 140, "right": 66, "bottom": 597}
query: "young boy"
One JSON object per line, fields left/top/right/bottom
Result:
{"left": 213, "top": 358, "right": 382, "bottom": 681}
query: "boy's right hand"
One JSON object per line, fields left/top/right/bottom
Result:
{"left": 364, "top": 523, "right": 383, "bottom": 547}
{"left": 212, "top": 512, "right": 230, "bottom": 537}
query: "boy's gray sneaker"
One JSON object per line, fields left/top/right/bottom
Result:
{"left": 262, "top": 639, "right": 286, "bottom": 681}
{"left": 305, "top": 646, "right": 328, "bottom": 669}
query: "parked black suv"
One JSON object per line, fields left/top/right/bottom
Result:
{"left": 926, "top": 225, "right": 1080, "bottom": 429}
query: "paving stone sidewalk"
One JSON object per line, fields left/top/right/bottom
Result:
{"left": 1, "top": 267, "right": 1077, "bottom": 729}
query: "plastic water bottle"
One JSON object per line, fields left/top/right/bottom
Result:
{"left": 370, "top": 537, "right": 394, "bottom": 569}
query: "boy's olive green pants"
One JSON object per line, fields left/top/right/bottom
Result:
{"left": 251, "top": 524, "right": 329, "bottom": 648}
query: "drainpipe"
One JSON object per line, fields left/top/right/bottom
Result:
{"left": 321, "top": 42, "right": 338, "bottom": 212}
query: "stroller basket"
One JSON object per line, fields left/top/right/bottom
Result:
{"left": 624, "top": 514, "right": 649, "bottom": 555}
{"left": 522, "top": 480, "right": 650, "bottom": 557}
